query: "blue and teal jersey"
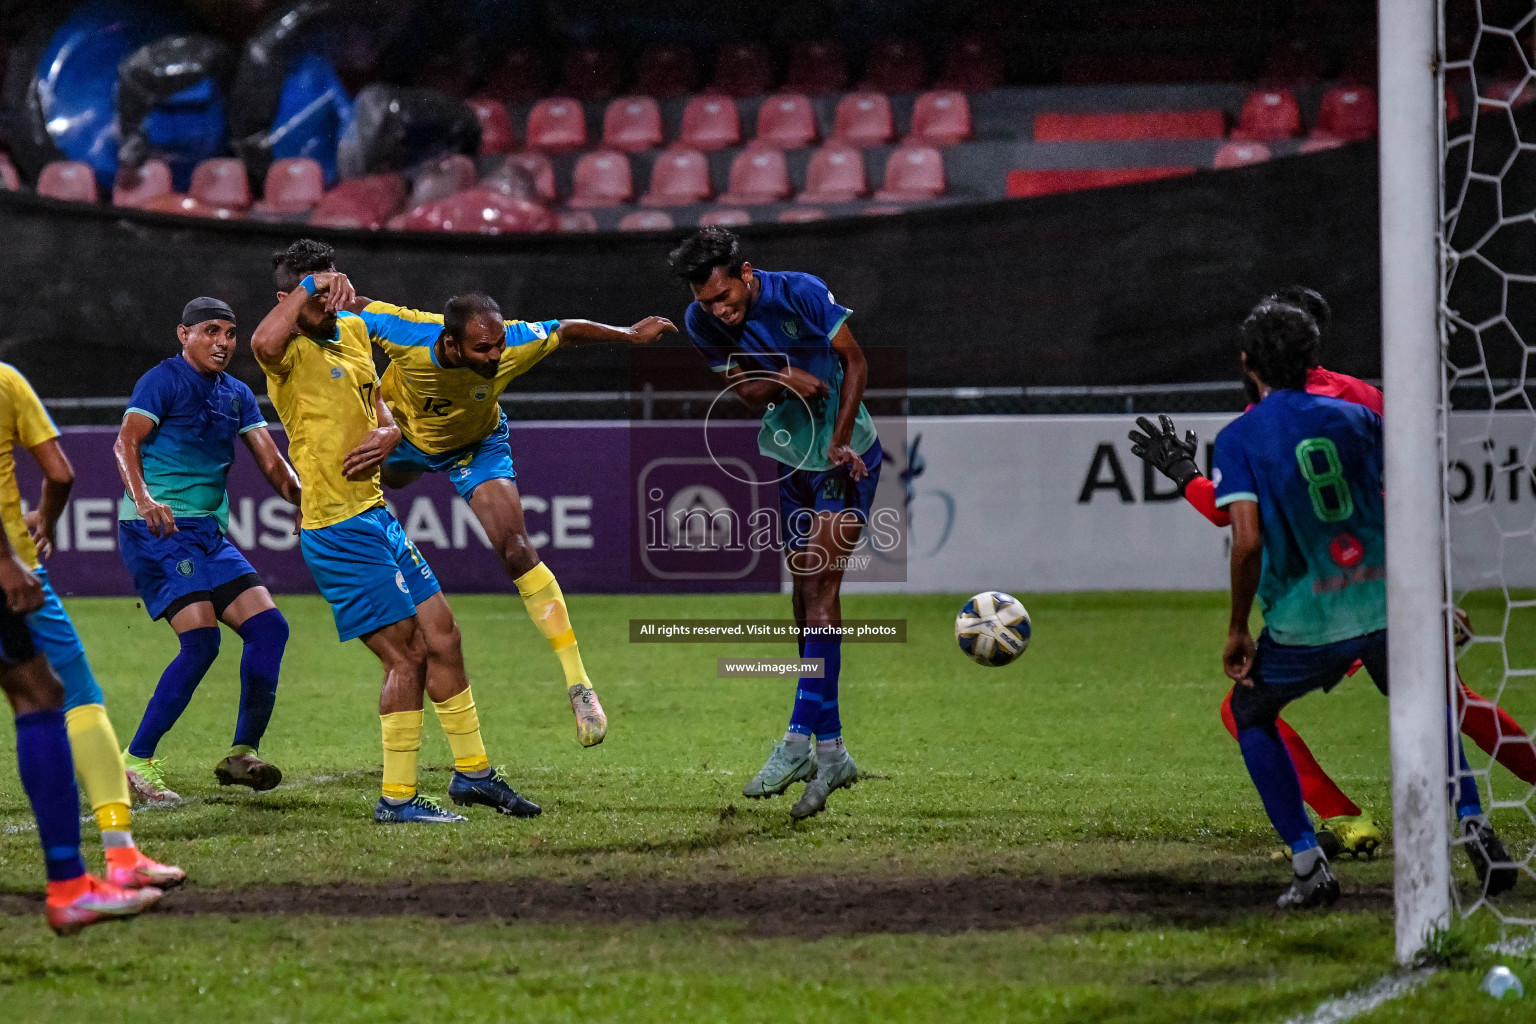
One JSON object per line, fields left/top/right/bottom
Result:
{"left": 1213, "top": 388, "right": 1386, "bottom": 646}
{"left": 684, "top": 269, "right": 877, "bottom": 471}
{"left": 119, "top": 355, "right": 266, "bottom": 532}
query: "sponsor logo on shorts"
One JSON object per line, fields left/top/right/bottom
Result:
{"left": 176, "top": 559, "right": 194, "bottom": 577}
{"left": 395, "top": 571, "right": 408, "bottom": 594}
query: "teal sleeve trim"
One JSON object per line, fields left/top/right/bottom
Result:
{"left": 125, "top": 407, "right": 160, "bottom": 425}
{"left": 827, "top": 310, "right": 852, "bottom": 339}
{"left": 238, "top": 420, "right": 268, "bottom": 435}
{"left": 1214, "top": 491, "right": 1258, "bottom": 508}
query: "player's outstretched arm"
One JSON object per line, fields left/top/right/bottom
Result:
{"left": 242, "top": 426, "right": 302, "bottom": 508}
{"left": 251, "top": 271, "right": 353, "bottom": 365}
{"left": 1224, "top": 500, "right": 1263, "bottom": 684}
{"left": 23, "top": 438, "right": 74, "bottom": 557}
{"left": 341, "top": 388, "right": 402, "bottom": 480}
{"left": 826, "top": 324, "right": 869, "bottom": 481}
{"left": 1128, "top": 414, "right": 1231, "bottom": 526}
{"left": 554, "top": 316, "right": 677, "bottom": 347}
{"left": 113, "top": 413, "right": 178, "bottom": 539}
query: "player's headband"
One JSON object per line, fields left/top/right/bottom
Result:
{"left": 180, "top": 297, "right": 236, "bottom": 328}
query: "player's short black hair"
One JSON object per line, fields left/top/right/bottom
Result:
{"left": 443, "top": 293, "right": 503, "bottom": 340}
{"left": 271, "top": 238, "right": 336, "bottom": 291}
{"left": 1266, "top": 285, "right": 1331, "bottom": 340}
{"left": 667, "top": 227, "right": 744, "bottom": 285}
{"left": 1239, "top": 299, "right": 1319, "bottom": 391}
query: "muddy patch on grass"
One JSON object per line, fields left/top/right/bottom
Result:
{"left": 0, "top": 875, "right": 1395, "bottom": 936}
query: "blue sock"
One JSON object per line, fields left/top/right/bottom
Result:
{"left": 810, "top": 637, "right": 842, "bottom": 741}
{"left": 788, "top": 630, "right": 840, "bottom": 737}
{"left": 1453, "top": 736, "right": 1483, "bottom": 821}
{"left": 128, "top": 626, "right": 221, "bottom": 759}
{"left": 15, "top": 710, "right": 85, "bottom": 881}
{"left": 233, "top": 610, "right": 287, "bottom": 751}
{"left": 1237, "top": 724, "right": 1314, "bottom": 849}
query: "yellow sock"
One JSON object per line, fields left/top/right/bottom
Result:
{"left": 380, "top": 710, "right": 423, "bottom": 800}
{"left": 64, "top": 704, "right": 133, "bottom": 832}
{"left": 514, "top": 563, "right": 592, "bottom": 689}
{"left": 431, "top": 688, "right": 490, "bottom": 774}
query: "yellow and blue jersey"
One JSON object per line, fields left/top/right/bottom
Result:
{"left": 1213, "top": 389, "right": 1386, "bottom": 646}
{"left": 360, "top": 301, "right": 561, "bottom": 456}
{"left": 0, "top": 363, "right": 59, "bottom": 569}
{"left": 255, "top": 312, "right": 385, "bottom": 530}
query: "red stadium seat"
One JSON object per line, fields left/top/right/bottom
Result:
{"left": 1313, "top": 86, "right": 1377, "bottom": 141}
{"left": 1004, "top": 167, "right": 1196, "bottom": 198}
{"left": 112, "top": 159, "right": 173, "bottom": 207}
{"left": 603, "top": 96, "right": 664, "bottom": 152}
{"left": 483, "top": 152, "right": 557, "bottom": 204}
{"left": 527, "top": 98, "right": 589, "bottom": 153}
{"left": 0, "top": 153, "right": 19, "bottom": 191}
{"left": 908, "top": 90, "right": 972, "bottom": 145}
{"left": 1232, "top": 89, "right": 1302, "bottom": 142}
{"left": 754, "top": 93, "right": 818, "bottom": 148}
{"left": 556, "top": 210, "right": 598, "bottom": 232}
{"left": 311, "top": 173, "right": 406, "bottom": 229}
{"left": 410, "top": 154, "right": 478, "bottom": 206}
{"left": 252, "top": 158, "right": 324, "bottom": 215}
{"left": 568, "top": 150, "right": 633, "bottom": 208}
{"left": 1034, "top": 110, "right": 1226, "bottom": 141}
{"left": 862, "top": 39, "right": 926, "bottom": 93}
{"left": 641, "top": 148, "right": 713, "bottom": 206}
{"left": 1298, "top": 137, "right": 1346, "bottom": 154}
{"left": 832, "top": 91, "right": 894, "bottom": 146}
{"left": 864, "top": 204, "right": 904, "bottom": 216}
{"left": 403, "top": 188, "right": 551, "bottom": 233}
{"left": 37, "top": 160, "right": 98, "bottom": 202}
{"left": 618, "top": 210, "right": 675, "bottom": 231}
{"left": 873, "top": 145, "right": 945, "bottom": 201}
{"left": 190, "top": 158, "right": 251, "bottom": 210}
{"left": 636, "top": 45, "right": 697, "bottom": 98}
{"left": 710, "top": 41, "right": 775, "bottom": 97}
{"left": 467, "top": 97, "right": 516, "bottom": 155}
{"left": 937, "top": 36, "right": 1003, "bottom": 92}
{"left": 720, "top": 146, "right": 791, "bottom": 204}
{"left": 700, "top": 207, "right": 752, "bottom": 226}
{"left": 481, "top": 48, "right": 551, "bottom": 104}
{"left": 779, "top": 207, "right": 826, "bottom": 223}
{"left": 798, "top": 143, "right": 867, "bottom": 203}
{"left": 679, "top": 95, "right": 741, "bottom": 150}
{"left": 136, "top": 193, "right": 219, "bottom": 218}
{"left": 561, "top": 45, "right": 623, "bottom": 101}
{"left": 1213, "top": 141, "right": 1272, "bottom": 169}
{"left": 787, "top": 39, "right": 848, "bottom": 95}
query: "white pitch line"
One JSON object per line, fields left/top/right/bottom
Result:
{"left": 1487, "top": 930, "right": 1536, "bottom": 957}
{"left": 1281, "top": 970, "right": 1435, "bottom": 1024}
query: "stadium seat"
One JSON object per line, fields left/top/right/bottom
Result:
{"left": 710, "top": 41, "right": 775, "bottom": 97}
{"left": 937, "top": 36, "right": 1003, "bottom": 92}
{"left": 862, "top": 38, "right": 926, "bottom": 93}
{"left": 863, "top": 204, "right": 904, "bottom": 216}
{"left": 410, "top": 154, "right": 478, "bottom": 207}
{"left": 402, "top": 188, "right": 551, "bottom": 233}
{"left": 1313, "top": 87, "right": 1377, "bottom": 141}
{"left": 700, "top": 207, "right": 752, "bottom": 226}
{"left": 561, "top": 45, "right": 623, "bottom": 101}
{"left": 618, "top": 210, "right": 675, "bottom": 231}
{"left": 603, "top": 96, "right": 665, "bottom": 152}
{"left": 556, "top": 210, "right": 599, "bottom": 232}
{"left": 112, "top": 159, "right": 173, "bottom": 208}
{"left": 310, "top": 174, "right": 406, "bottom": 229}
{"left": 832, "top": 91, "right": 894, "bottom": 146}
{"left": 1034, "top": 111, "right": 1226, "bottom": 142}
{"left": 483, "top": 152, "right": 557, "bottom": 204}
{"left": 1004, "top": 167, "right": 1197, "bottom": 198}
{"left": 779, "top": 207, "right": 826, "bottom": 223}
{"left": 873, "top": 145, "right": 945, "bottom": 201}
{"left": 1298, "top": 137, "right": 1346, "bottom": 154}
{"left": 636, "top": 45, "right": 697, "bottom": 98}
{"left": 641, "top": 148, "right": 713, "bottom": 206}
{"left": 908, "top": 90, "right": 972, "bottom": 146}
{"left": 1212, "top": 141, "right": 1272, "bottom": 169}
{"left": 755, "top": 93, "right": 819, "bottom": 148}
{"left": 720, "top": 147, "right": 791, "bottom": 204}
{"left": 467, "top": 97, "right": 516, "bottom": 155}
{"left": 0, "top": 154, "right": 19, "bottom": 191}
{"left": 568, "top": 150, "right": 633, "bottom": 208}
{"left": 787, "top": 39, "right": 848, "bottom": 95}
{"left": 1232, "top": 89, "right": 1302, "bottom": 142}
{"left": 251, "top": 158, "right": 324, "bottom": 216}
{"left": 136, "top": 193, "right": 219, "bottom": 218}
{"left": 527, "top": 98, "right": 589, "bottom": 153}
{"left": 798, "top": 143, "right": 868, "bottom": 203}
{"left": 481, "top": 48, "right": 551, "bottom": 104}
{"left": 37, "top": 161, "right": 99, "bottom": 203}
{"left": 190, "top": 158, "right": 252, "bottom": 210}
{"left": 679, "top": 95, "right": 741, "bottom": 150}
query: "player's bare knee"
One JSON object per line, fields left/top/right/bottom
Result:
{"left": 497, "top": 532, "right": 537, "bottom": 577}
{"left": 1, "top": 657, "right": 65, "bottom": 713}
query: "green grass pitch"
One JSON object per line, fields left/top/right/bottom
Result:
{"left": 1, "top": 590, "right": 1533, "bottom": 1022}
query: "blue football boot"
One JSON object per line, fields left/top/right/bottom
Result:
{"left": 448, "top": 770, "right": 543, "bottom": 817}
{"left": 373, "top": 794, "right": 467, "bottom": 824}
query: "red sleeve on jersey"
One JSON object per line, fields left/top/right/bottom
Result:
{"left": 1185, "top": 474, "right": 1231, "bottom": 527}
{"left": 1305, "top": 366, "right": 1384, "bottom": 416}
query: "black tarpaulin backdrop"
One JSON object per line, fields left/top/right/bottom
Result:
{"left": 0, "top": 138, "right": 1394, "bottom": 398}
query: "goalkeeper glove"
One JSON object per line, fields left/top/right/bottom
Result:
{"left": 1128, "top": 414, "right": 1202, "bottom": 495}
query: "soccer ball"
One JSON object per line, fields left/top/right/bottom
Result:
{"left": 955, "top": 592, "right": 1031, "bottom": 667}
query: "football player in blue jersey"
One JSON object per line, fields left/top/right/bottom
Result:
{"left": 669, "top": 227, "right": 880, "bottom": 820}
{"left": 1216, "top": 299, "right": 1516, "bottom": 908}
{"left": 114, "top": 297, "right": 302, "bottom": 800}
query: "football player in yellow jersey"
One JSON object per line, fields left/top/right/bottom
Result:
{"left": 252, "top": 245, "right": 541, "bottom": 825}
{"left": 0, "top": 363, "right": 185, "bottom": 890}
{"left": 294, "top": 239, "right": 675, "bottom": 749}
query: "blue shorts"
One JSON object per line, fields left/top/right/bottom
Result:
{"left": 119, "top": 517, "right": 259, "bottom": 621}
{"left": 1228, "top": 629, "right": 1388, "bottom": 732}
{"left": 27, "top": 568, "right": 102, "bottom": 709}
{"left": 778, "top": 438, "right": 884, "bottom": 551}
{"left": 299, "top": 506, "right": 441, "bottom": 641}
{"left": 385, "top": 416, "right": 515, "bottom": 501}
